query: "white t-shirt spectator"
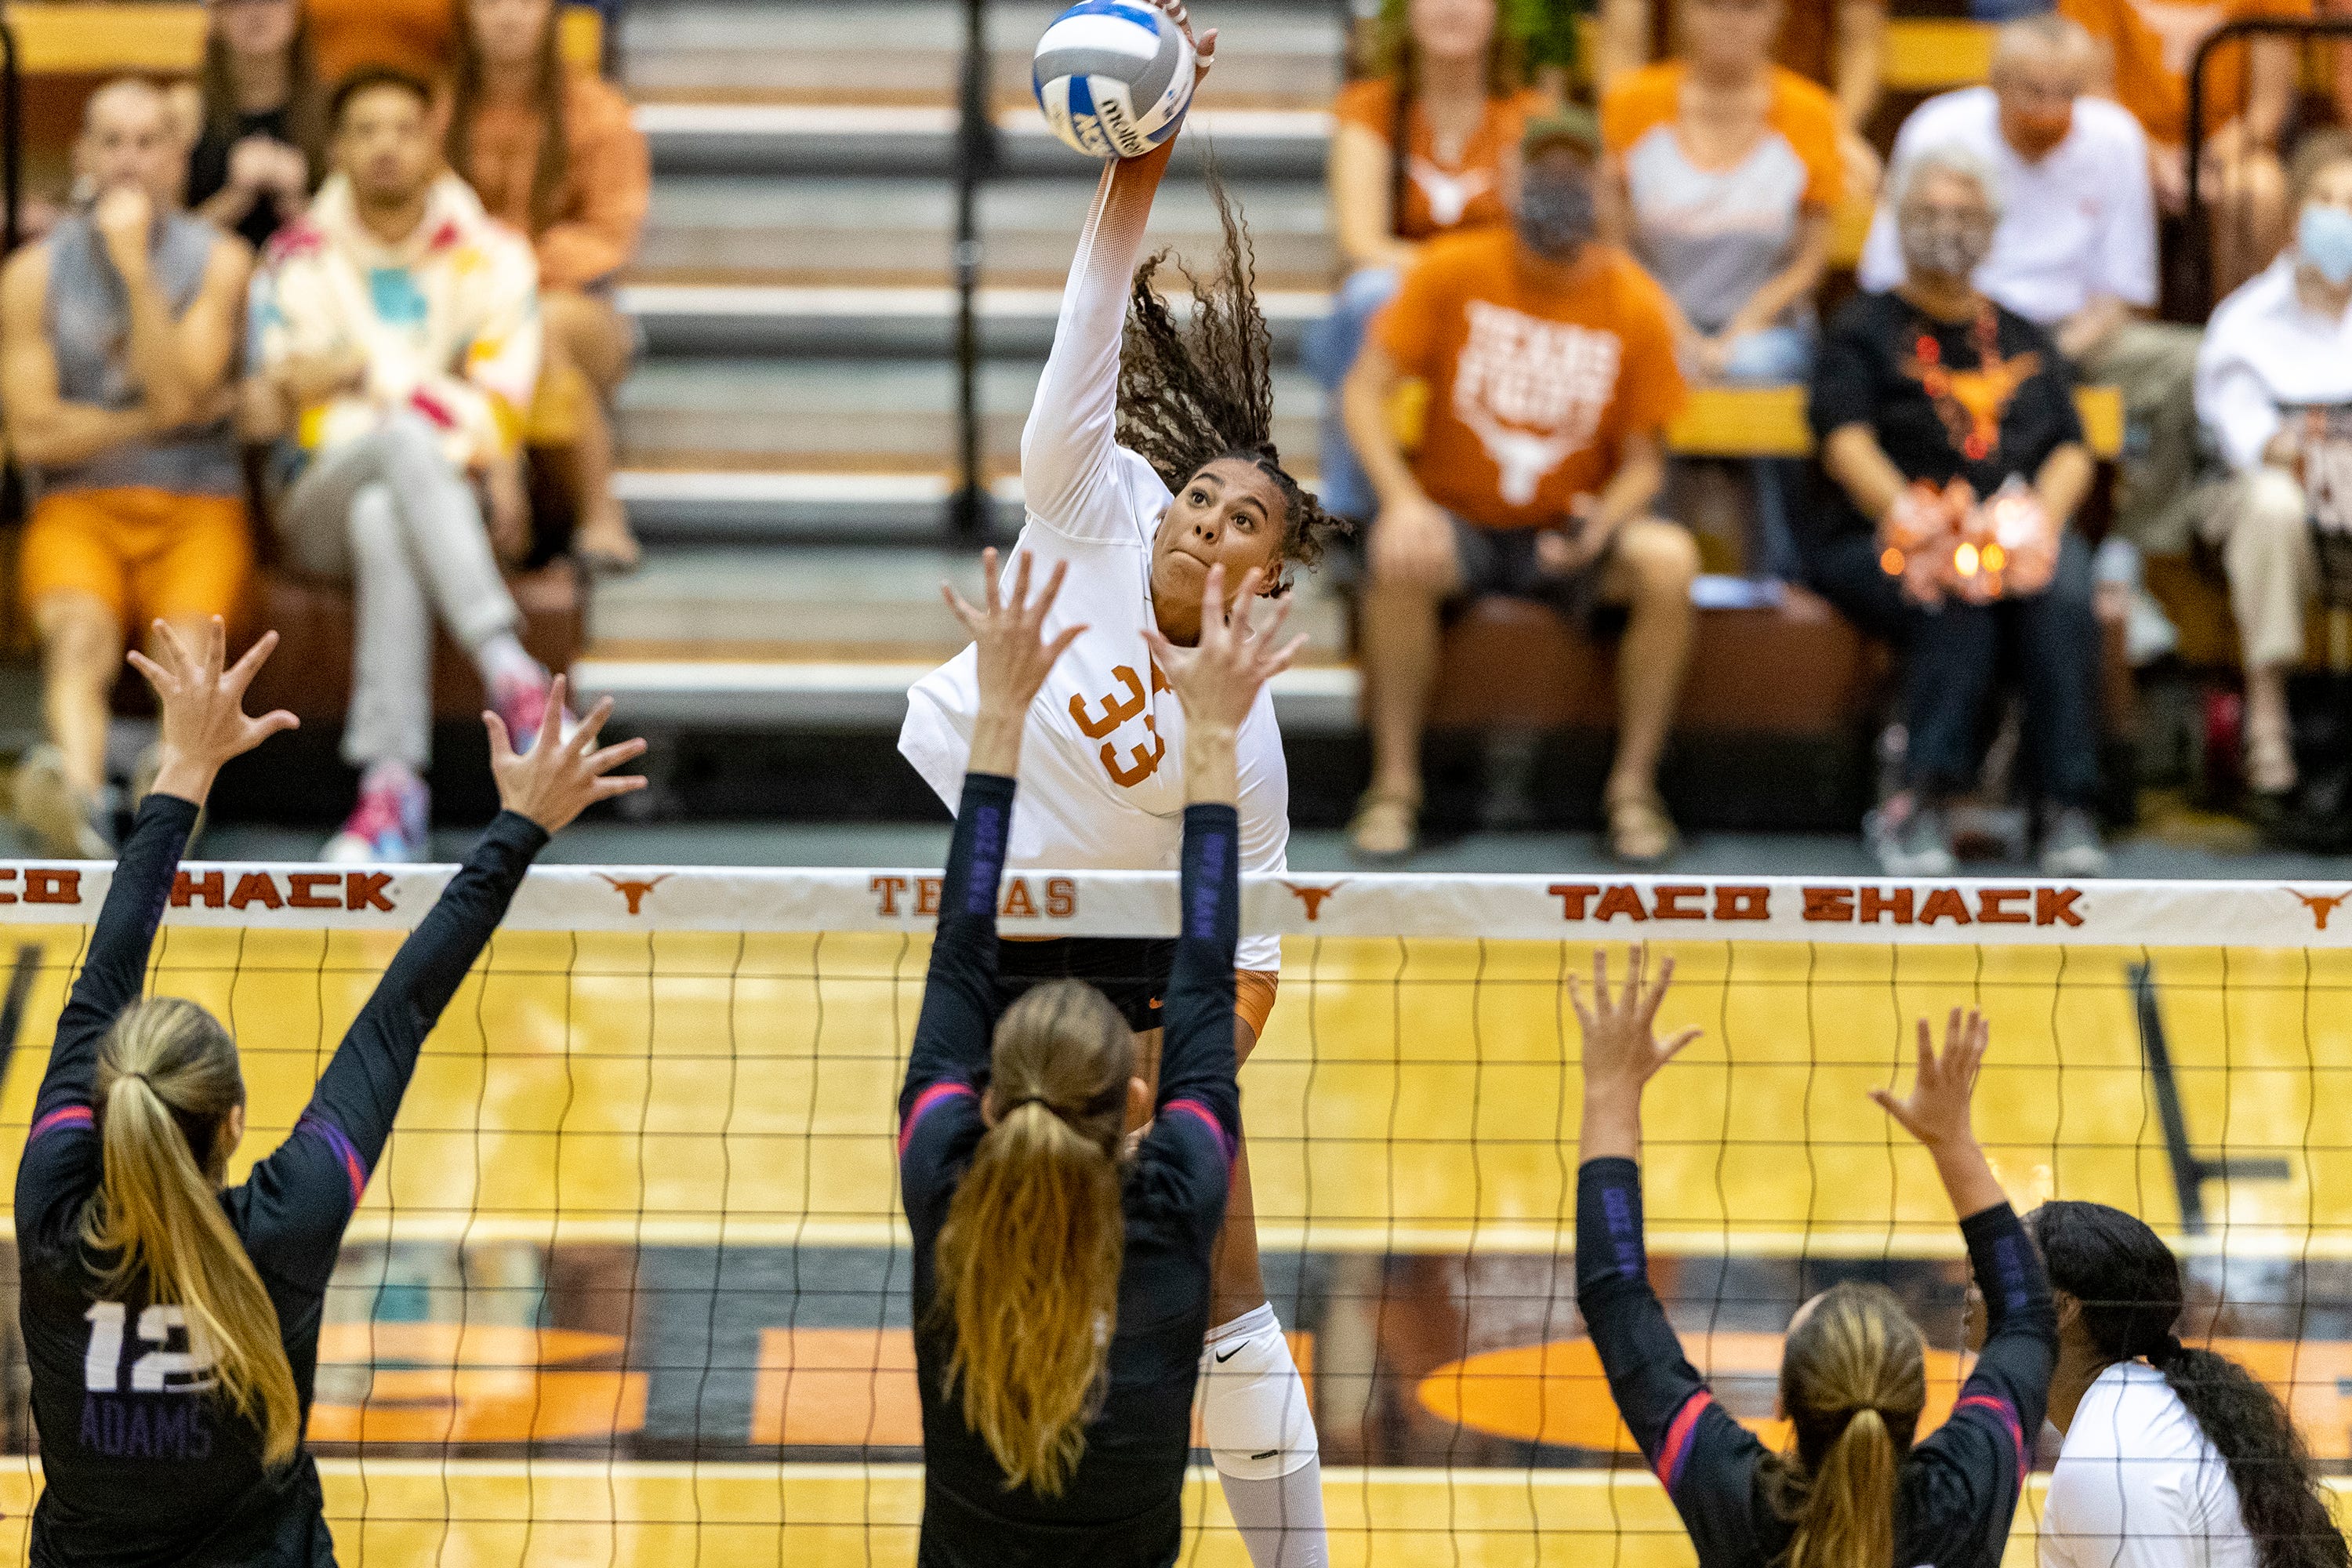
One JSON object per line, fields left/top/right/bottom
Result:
{"left": 2040, "top": 1361, "right": 2254, "bottom": 1568}
{"left": 1860, "top": 87, "right": 2158, "bottom": 326}
{"left": 2196, "top": 253, "right": 2352, "bottom": 472}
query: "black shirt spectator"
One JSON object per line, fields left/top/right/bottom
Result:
{"left": 1807, "top": 289, "right": 2084, "bottom": 551}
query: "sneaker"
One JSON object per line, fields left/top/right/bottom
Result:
{"left": 1867, "top": 795, "right": 1956, "bottom": 877}
{"left": 2039, "top": 805, "right": 2110, "bottom": 878}
{"left": 488, "top": 666, "right": 575, "bottom": 756}
{"left": 321, "top": 775, "right": 430, "bottom": 864}
{"left": 14, "top": 745, "right": 112, "bottom": 858}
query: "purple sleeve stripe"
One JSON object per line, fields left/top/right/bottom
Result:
{"left": 297, "top": 1114, "right": 368, "bottom": 1207}
{"left": 1654, "top": 1388, "right": 1713, "bottom": 1494}
{"left": 898, "top": 1081, "right": 976, "bottom": 1158}
{"left": 1954, "top": 1392, "right": 2027, "bottom": 1486}
{"left": 1163, "top": 1100, "right": 1235, "bottom": 1164}
{"left": 29, "top": 1105, "right": 93, "bottom": 1140}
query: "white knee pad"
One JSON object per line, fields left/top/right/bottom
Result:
{"left": 1200, "top": 1308, "right": 1319, "bottom": 1482}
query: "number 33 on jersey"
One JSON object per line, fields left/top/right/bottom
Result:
{"left": 1069, "top": 662, "right": 1171, "bottom": 788}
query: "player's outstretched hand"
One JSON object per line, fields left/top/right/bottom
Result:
{"left": 1571, "top": 944, "right": 1700, "bottom": 1115}
{"left": 487, "top": 677, "right": 648, "bottom": 835}
{"left": 1144, "top": 564, "right": 1305, "bottom": 735}
{"left": 1870, "top": 1007, "right": 1988, "bottom": 1152}
{"left": 129, "top": 617, "right": 299, "bottom": 807}
{"left": 945, "top": 547, "right": 1084, "bottom": 723}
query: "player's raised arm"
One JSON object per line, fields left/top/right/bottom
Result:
{"left": 30, "top": 621, "right": 295, "bottom": 1144}
{"left": 898, "top": 550, "right": 1084, "bottom": 1125}
{"left": 1019, "top": 1, "right": 1214, "bottom": 535}
{"left": 252, "top": 680, "right": 647, "bottom": 1254}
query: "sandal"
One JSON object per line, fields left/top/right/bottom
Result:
{"left": 1605, "top": 790, "right": 1680, "bottom": 865}
{"left": 1348, "top": 789, "right": 1421, "bottom": 864}
{"left": 572, "top": 503, "right": 643, "bottom": 578}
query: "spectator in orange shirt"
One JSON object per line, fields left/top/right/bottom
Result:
{"left": 449, "top": 0, "right": 648, "bottom": 575}
{"left": 1309, "top": 0, "right": 1552, "bottom": 521}
{"left": 1596, "top": 0, "right": 1886, "bottom": 199}
{"left": 1341, "top": 111, "right": 1700, "bottom": 863}
{"left": 1602, "top": 0, "right": 1844, "bottom": 575}
{"left": 2056, "top": 0, "right": 2297, "bottom": 293}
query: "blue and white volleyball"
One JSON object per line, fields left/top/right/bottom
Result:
{"left": 1033, "top": 1, "right": 1196, "bottom": 159}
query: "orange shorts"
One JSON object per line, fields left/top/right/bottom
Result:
{"left": 19, "top": 487, "right": 252, "bottom": 630}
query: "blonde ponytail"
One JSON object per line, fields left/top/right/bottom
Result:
{"left": 1776, "top": 1282, "right": 1926, "bottom": 1568}
{"left": 1790, "top": 1406, "right": 1900, "bottom": 1568}
{"left": 83, "top": 998, "right": 302, "bottom": 1469}
{"left": 932, "top": 982, "right": 1136, "bottom": 1496}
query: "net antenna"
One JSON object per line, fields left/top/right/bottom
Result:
{"left": 2127, "top": 960, "right": 2290, "bottom": 1234}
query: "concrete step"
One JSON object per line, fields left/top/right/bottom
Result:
{"left": 619, "top": 281, "right": 1327, "bottom": 358}
{"left": 615, "top": 356, "right": 1322, "bottom": 475}
{"left": 577, "top": 543, "right": 1358, "bottom": 730}
{"left": 622, "top": 0, "right": 1342, "bottom": 110}
{"left": 630, "top": 174, "right": 1332, "bottom": 294}
{"left": 637, "top": 100, "right": 1328, "bottom": 178}
{"left": 612, "top": 470, "right": 1020, "bottom": 544}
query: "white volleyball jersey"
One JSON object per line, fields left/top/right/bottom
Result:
{"left": 900, "top": 162, "right": 1290, "bottom": 974}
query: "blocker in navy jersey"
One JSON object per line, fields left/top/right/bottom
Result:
{"left": 1575, "top": 1160, "right": 2056, "bottom": 1568}
{"left": 896, "top": 770, "right": 1242, "bottom": 1568}
{"left": 1033, "top": 0, "right": 1196, "bottom": 158}
{"left": 16, "top": 793, "right": 549, "bottom": 1568}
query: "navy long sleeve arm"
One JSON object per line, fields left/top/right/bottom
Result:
{"left": 897, "top": 771, "right": 1014, "bottom": 1127}
{"left": 1151, "top": 802, "right": 1240, "bottom": 1152}
{"left": 31, "top": 794, "right": 196, "bottom": 1126}
{"left": 231, "top": 810, "right": 547, "bottom": 1288}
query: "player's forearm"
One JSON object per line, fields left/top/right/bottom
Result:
{"left": 1185, "top": 723, "right": 1239, "bottom": 808}
{"left": 47, "top": 796, "right": 198, "bottom": 1107}
{"left": 968, "top": 705, "right": 1027, "bottom": 779}
{"left": 1929, "top": 1133, "right": 2004, "bottom": 1222}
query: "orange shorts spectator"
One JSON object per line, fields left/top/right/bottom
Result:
{"left": 19, "top": 487, "right": 252, "bottom": 630}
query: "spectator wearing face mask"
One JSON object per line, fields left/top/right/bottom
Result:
{"left": 1310, "top": 0, "right": 1549, "bottom": 524}
{"left": 1862, "top": 16, "right": 2199, "bottom": 567}
{"left": 2193, "top": 131, "right": 2352, "bottom": 803}
{"left": 1341, "top": 111, "right": 1698, "bottom": 865}
{"left": 1810, "top": 144, "right": 2106, "bottom": 878}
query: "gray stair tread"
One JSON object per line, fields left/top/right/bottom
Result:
{"left": 588, "top": 545, "right": 1351, "bottom": 655}
{"left": 617, "top": 358, "right": 1321, "bottom": 468}
{"left": 634, "top": 174, "right": 1330, "bottom": 283}
{"left": 622, "top": 1, "right": 1340, "bottom": 106}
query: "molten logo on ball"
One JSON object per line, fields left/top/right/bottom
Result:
{"left": 1033, "top": 0, "right": 1196, "bottom": 160}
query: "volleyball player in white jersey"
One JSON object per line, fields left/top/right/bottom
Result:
{"left": 900, "top": 8, "right": 1342, "bottom": 1563}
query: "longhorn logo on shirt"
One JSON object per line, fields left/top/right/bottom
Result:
{"left": 1410, "top": 159, "right": 1492, "bottom": 227}
{"left": 1452, "top": 303, "right": 1621, "bottom": 505}
{"left": 1070, "top": 663, "right": 1169, "bottom": 788}
{"left": 1902, "top": 340, "right": 2040, "bottom": 461}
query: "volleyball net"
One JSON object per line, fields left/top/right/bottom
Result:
{"left": 0, "top": 861, "right": 2346, "bottom": 1565}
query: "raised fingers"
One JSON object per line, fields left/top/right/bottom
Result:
{"left": 1027, "top": 557, "right": 1071, "bottom": 620}
{"left": 978, "top": 546, "right": 1003, "bottom": 614}
{"left": 537, "top": 674, "right": 568, "bottom": 755}
{"left": 568, "top": 695, "right": 616, "bottom": 754}
{"left": 485, "top": 709, "right": 517, "bottom": 768}
{"left": 225, "top": 628, "right": 281, "bottom": 693}
{"left": 585, "top": 735, "right": 649, "bottom": 776}
{"left": 151, "top": 618, "right": 196, "bottom": 679}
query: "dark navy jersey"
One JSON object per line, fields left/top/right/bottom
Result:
{"left": 897, "top": 772, "right": 1243, "bottom": 1568}
{"left": 1576, "top": 1159, "right": 2056, "bottom": 1568}
{"left": 15, "top": 794, "right": 548, "bottom": 1568}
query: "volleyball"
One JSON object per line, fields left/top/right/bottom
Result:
{"left": 1033, "top": 0, "right": 1196, "bottom": 160}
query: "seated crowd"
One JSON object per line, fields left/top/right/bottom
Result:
{"left": 1319, "top": 0, "right": 2352, "bottom": 873}
{"left": 3, "top": 0, "right": 648, "bottom": 863}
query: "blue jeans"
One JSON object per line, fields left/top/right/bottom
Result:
{"left": 1703, "top": 324, "right": 1814, "bottom": 581}
{"left": 1305, "top": 267, "right": 1403, "bottom": 523}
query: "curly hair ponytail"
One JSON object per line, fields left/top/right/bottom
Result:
{"left": 2031, "top": 1201, "right": 2349, "bottom": 1568}
{"left": 1116, "top": 164, "right": 1348, "bottom": 587}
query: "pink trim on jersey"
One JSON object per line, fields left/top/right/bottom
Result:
{"left": 1954, "top": 1392, "right": 2027, "bottom": 1486}
{"left": 29, "top": 1105, "right": 93, "bottom": 1140}
{"left": 1655, "top": 1388, "right": 1714, "bottom": 1493}
{"left": 1163, "top": 1099, "right": 1234, "bottom": 1163}
{"left": 898, "top": 1081, "right": 977, "bottom": 1158}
